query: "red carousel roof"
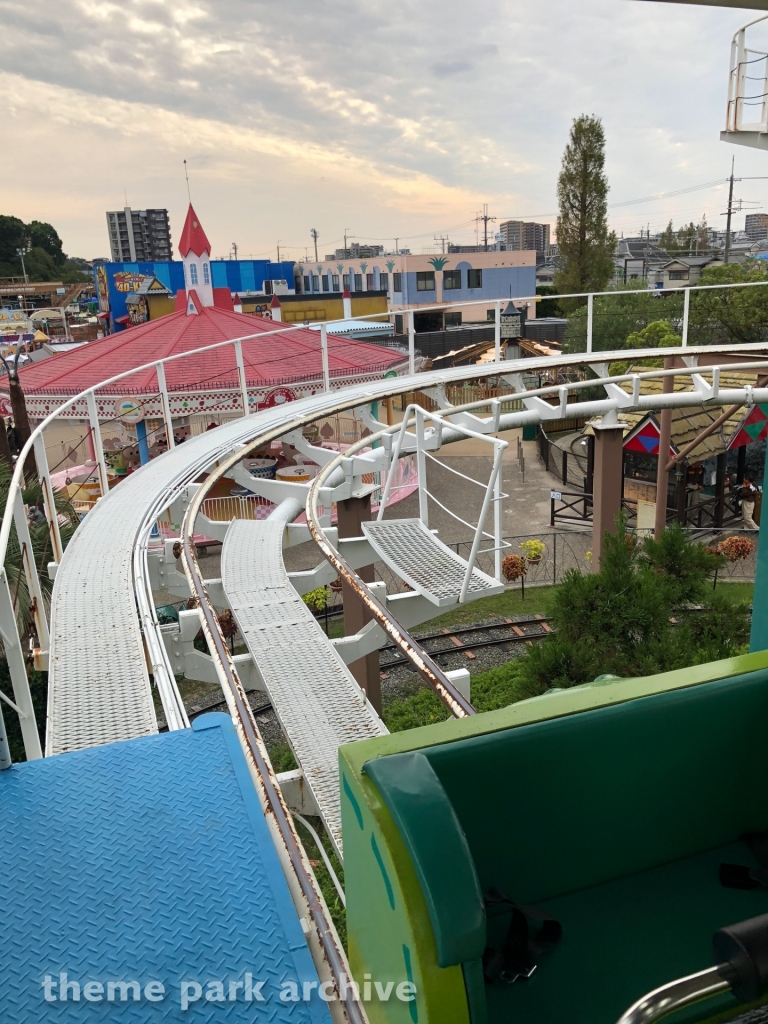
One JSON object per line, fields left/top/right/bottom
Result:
{"left": 15, "top": 305, "right": 406, "bottom": 397}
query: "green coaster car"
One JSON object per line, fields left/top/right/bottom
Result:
{"left": 341, "top": 653, "right": 768, "bottom": 1024}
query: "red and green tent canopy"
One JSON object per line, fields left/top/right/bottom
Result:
{"left": 729, "top": 404, "right": 768, "bottom": 449}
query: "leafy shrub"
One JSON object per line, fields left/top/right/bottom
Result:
{"left": 302, "top": 586, "right": 329, "bottom": 611}
{"left": 520, "top": 539, "right": 545, "bottom": 560}
{"left": 502, "top": 554, "right": 527, "bottom": 582}
{"left": 718, "top": 536, "right": 755, "bottom": 563}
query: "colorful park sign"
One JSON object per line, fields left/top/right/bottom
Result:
{"left": 623, "top": 416, "right": 676, "bottom": 458}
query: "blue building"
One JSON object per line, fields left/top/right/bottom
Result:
{"left": 94, "top": 259, "right": 296, "bottom": 332}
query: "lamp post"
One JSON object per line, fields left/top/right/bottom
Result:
{"left": 16, "top": 248, "right": 28, "bottom": 285}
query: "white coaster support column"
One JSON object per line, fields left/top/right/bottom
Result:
{"left": 12, "top": 490, "right": 49, "bottom": 653}
{"left": 0, "top": 569, "right": 41, "bottom": 760}
{"left": 33, "top": 434, "right": 63, "bottom": 565}
{"left": 321, "top": 324, "right": 330, "bottom": 393}
{"left": 408, "top": 310, "right": 415, "bottom": 375}
{"left": 682, "top": 288, "right": 690, "bottom": 348}
{"left": 155, "top": 362, "right": 175, "bottom": 450}
{"left": 234, "top": 339, "right": 249, "bottom": 416}
{"left": 86, "top": 390, "right": 111, "bottom": 497}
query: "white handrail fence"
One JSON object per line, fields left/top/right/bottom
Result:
{"left": 2, "top": 278, "right": 768, "bottom": 759}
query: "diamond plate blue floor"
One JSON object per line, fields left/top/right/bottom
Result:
{"left": 1, "top": 713, "right": 332, "bottom": 1022}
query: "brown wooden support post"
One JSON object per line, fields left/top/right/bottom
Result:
{"left": 592, "top": 418, "right": 625, "bottom": 570}
{"left": 654, "top": 357, "right": 675, "bottom": 539}
{"left": 336, "top": 494, "right": 381, "bottom": 714}
{"left": 585, "top": 434, "right": 595, "bottom": 494}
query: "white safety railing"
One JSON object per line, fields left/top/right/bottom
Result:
{"left": 725, "top": 15, "right": 768, "bottom": 135}
{"left": 2, "top": 277, "right": 768, "bottom": 760}
{"left": 377, "top": 403, "right": 509, "bottom": 599}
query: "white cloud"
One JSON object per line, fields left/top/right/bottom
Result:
{"left": 0, "top": 0, "right": 766, "bottom": 258}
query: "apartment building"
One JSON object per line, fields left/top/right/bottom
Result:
{"left": 745, "top": 213, "right": 768, "bottom": 241}
{"left": 106, "top": 208, "right": 173, "bottom": 262}
{"left": 499, "top": 220, "right": 551, "bottom": 256}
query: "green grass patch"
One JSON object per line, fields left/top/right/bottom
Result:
{"left": 381, "top": 575, "right": 757, "bottom": 735}
{"left": 423, "top": 584, "right": 559, "bottom": 630}
{"left": 382, "top": 658, "right": 541, "bottom": 733}
{"left": 713, "top": 580, "right": 754, "bottom": 605}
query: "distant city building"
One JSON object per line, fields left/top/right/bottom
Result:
{"left": 499, "top": 220, "right": 551, "bottom": 256}
{"left": 106, "top": 207, "right": 172, "bottom": 262}
{"left": 325, "top": 243, "right": 385, "bottom": 261}
{"left": 298, "top": 250, "right": 535, "bottom": 332}
{"left": 746, "top": 214, "right": 768, "bottom": 241}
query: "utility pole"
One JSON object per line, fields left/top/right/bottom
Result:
{"left": 725, "top": 157, "right": 735, "bottom": 263}
{"left": 394, "top": 237, "right": 399, "bottom": 254}
{"left": 343, "top": 228, "right": 350, "bottom": 256}
{"left": 434, "top": 233, "right": 448, "bottom": 254}
{"left": 231, "top": 242, "right": 238, "bottom": 261}
{"left": 310, "top": 228, "right": 319, "bottom": 262}
{"left": 475, "top": 204, "right": 496, "bottom": 251}
{"left": 16, "top": 248, "right": 28, "bottom": 285}
{"left": 276, "top": 241, "right": 281, "bottom": 263}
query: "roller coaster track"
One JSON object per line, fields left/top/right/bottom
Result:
{"left": 5, "top": 317, "right": 768, "bottom": 1019}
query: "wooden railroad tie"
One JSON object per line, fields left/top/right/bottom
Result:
{"left": 442, "top": 628, "right": 476, "bottom": 660}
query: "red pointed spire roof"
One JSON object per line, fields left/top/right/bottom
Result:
{"left": 342, "top": 286, "right": 351, "bottom": 298}
{"left": 270, "top": 293, "right": 281, "bottom": 308}
{"left": 178, "top": 204, "right": 211, "bottom": 258}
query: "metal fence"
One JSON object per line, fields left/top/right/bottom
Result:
{"left": 378, "top": 529, "right": 761, "bottom": 591}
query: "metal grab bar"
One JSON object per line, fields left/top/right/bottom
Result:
{"left": 615, "top": 966, "right": 730, "bottom": 1024}
{"left": 616, "top": 913, "right": 768, "bottom": 1024}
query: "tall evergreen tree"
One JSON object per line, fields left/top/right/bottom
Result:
{"left": 554, "top": 115, "right": 616, "bottom": 296}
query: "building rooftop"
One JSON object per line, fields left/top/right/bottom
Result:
{"left": 14, "top": 304, "right": 407, "bottom": 397}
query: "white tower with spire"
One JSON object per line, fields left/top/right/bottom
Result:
{"left": 178, "top": 204, "right": 214, "bottom": 310}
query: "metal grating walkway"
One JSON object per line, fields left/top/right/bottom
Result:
{"left": 362, "top": 518, "right": 504, "bottom": 607}
{"left": 221, "top": 519, "right": 385, "bottom": 855}
{"left": 1, "top": 713, "right": 331, "bottom": 1023}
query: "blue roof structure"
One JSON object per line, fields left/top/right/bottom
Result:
{"left": 1, "top": 713, "right": 331, "bottom": 1022}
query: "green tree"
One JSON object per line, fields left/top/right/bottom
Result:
{"left": 0, "top": 214, "right": 88, "bottom": 282}
{"left": 562, "top": 281, "right": 684, "bottom": 354}
{"left": 516, "top": 520, "right": 745, "bottom": 692}
{"left": 27, "top": 220, "right": 64, "bottom": 263}
{"left": 535, "top": 285, "right": 563, "bottom": 318}
{"left": 608, "top": 319, "right": 681, "bottom": 375}
{"left": 554, "top": 115, "right": 617, "bottom": 298}
{"left": 658, "top": 217, "right": 709, "bottom": 255}
{"left": 0, "top": 215, "right": 27, "bottom": 276}
{"left": 688, "top": 259, "right": 768, "bottom": 344}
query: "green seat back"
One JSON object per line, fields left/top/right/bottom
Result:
{"left": 363, "top": 751, "right": 485, "bottom": 968}
{"left": 423, "top": 670, "right": 768, "bottom": 904}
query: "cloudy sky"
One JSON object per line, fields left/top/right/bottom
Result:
{"left": 2, "top": 0, "right": 768, "bottom": 261}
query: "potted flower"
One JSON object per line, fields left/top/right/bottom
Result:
{"left": 502, "top": 554, "right": 528, "bottom": 582}
{"left": 717, "top": 536, "right": 755, "bottom": 563}
{"left": 520, "top": 538, "right": 546, "bottom": 564}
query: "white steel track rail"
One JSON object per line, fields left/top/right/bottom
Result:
{"left": 0, "top": 338, "right": 767, "bottom": 1022}
{"left": 3, "top": 340, "right": 768, "bottom": 758}
{"left": 0, "top": 285, "right": 762, "bottom": 1023}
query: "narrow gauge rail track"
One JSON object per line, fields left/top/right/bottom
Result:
{"left": 378, "top": 616, "right": 553, "bottom": 672}
{"left": 161, "top": 617, "right": 554, "bottom": 727}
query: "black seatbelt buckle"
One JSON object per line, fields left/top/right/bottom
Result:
{"left": 500, "top": 964, "right": 537, "bottom": 984}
